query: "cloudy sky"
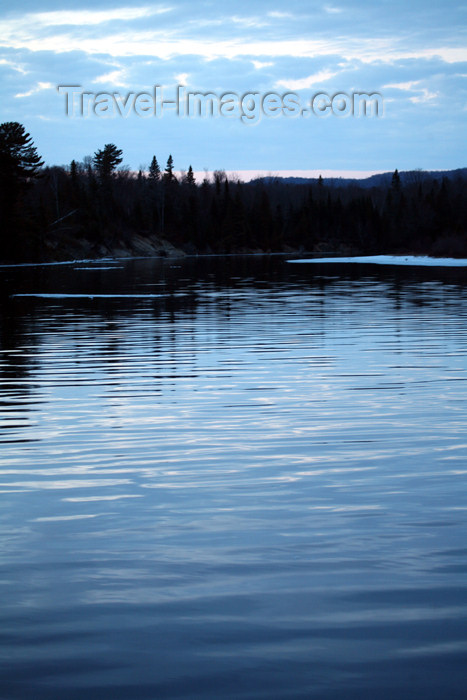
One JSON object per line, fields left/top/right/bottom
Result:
{"left": 1, "top": 0, "right": 466, "bottom": 176}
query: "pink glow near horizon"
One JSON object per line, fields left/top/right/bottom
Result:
{"left": 189, "top": 169, "right": 387, "bottom": 182}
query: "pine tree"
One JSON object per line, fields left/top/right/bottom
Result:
{"left": 70, "top": 159, "right": 78, "bottom": 183}
{"left": 92, "top": 144, "right": 123, "bottom": 180}
{"left": 148, "top": 155, "right": 161, "bottom": 181}
{"left": 0, "top": 122, "right": 43, "bottom": 179}
{"left": 186, "top": 165, "right": 195, "bottom": 186}
{"left": 165, "top": 154, "right": 174, "bottom": 181}
{"left": 391, "top": 168, "right": 401, "bottom": 192}
{"left": 0, "top": 122, "right": 44, "bottom": 255}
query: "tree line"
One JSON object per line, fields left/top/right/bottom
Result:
{"left": 0, "top": 121, "right": 466, "bottom": 262}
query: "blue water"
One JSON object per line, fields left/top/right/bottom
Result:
{"left": 1, "top": 255, "right": 467, "bottom": 699}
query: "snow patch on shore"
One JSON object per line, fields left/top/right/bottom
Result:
{"left": 288, "top": 255, "right": 467, "bottom": 267}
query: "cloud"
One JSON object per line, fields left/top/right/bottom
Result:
{"left": 267, "top": 11, "right": 294, "bottom": 19}
{"left": 252, "top": 60, "right": 274, "bottom": 69}
{"left": 275, "top": 69, "right": 339, "bottom": 90}
{"left": 21, "top": 6, "right": 172, "bottom": 27}
{"left": 93, "top": 69, "right": 129, "bottom": 88}
{"left": 0, "top": 2, "right": 466, "bottom": 68}
{"left": 175, "top": 72, "right": 189, "bottom": 86}
{"left": 0, "top": 57, "right": 28, "bottom": 74}
{"left": 2, "top": 24, "right": 466, "bottom": 65}
{"left": 0, "top": 0, "right": 465, "bottom": 173}
{"left": 0, "top": 31, "right": 378, "bottom": 60}
{"left": 383, "top": 79, "right": 439, "bottom": 103}
{"left": 410, "top": 88, "right": 439, "bottom": 103}
{"left": 384, "top": 80, "right": 420, "bottom": 91}
{"left": 15, "top": 81, "right": 54, "bottom": 98}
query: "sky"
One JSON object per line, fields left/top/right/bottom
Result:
{"left": 0, "top": 0, "right": 466, "bottom": 177}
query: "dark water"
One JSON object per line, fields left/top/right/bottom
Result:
{"left": 1, "top": 255, "right": 467, "bottom": 699}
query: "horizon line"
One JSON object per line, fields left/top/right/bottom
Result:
{"left": 191, "top": 169, "right": 386, "bottom": 182}
{"left": 186, "top": 168, "right": 464, "bottom": 182}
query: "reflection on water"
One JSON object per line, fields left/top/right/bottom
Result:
{"left": 1, "top": 256, "right": 467, "bottom": 699}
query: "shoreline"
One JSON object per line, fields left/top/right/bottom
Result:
{"left": 3, "top": 249, "right": 467, "bottom": 269}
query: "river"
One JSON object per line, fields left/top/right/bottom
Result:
{"left": 1, "top": 255, "right": 467, "bottom": 699}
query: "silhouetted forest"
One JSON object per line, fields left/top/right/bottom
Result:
{"left": 1, "top": 122, "right": 466, "bottom": 263}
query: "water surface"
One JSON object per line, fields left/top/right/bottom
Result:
{"left": 1, "top": 255, "right": 467, "bottom": 699}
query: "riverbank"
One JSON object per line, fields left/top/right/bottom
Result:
{"left": 2, "top": 165, "right": 466, "bottom": 265}
{"left": 8, "top": 226, "right": 362, "bottom": 265}
{"left": 42, "top": 229, "right": 187, "bottom": 262}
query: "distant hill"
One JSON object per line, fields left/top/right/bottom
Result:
{"left": 255, "top": 168, "right": 467, "bottom": 189}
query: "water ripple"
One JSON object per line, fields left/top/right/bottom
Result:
{"left": 1, "top": 257, "right": 467, "bottom": 698}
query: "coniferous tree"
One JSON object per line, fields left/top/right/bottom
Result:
{"left": 70, "top": 159, "right": 78, "bottom": 184}
{"left": 148, "top": 156, "right": 161, "bottom": 181}
{"left": 165, "top": 154, "right": 174, "bottom": 181}
{"left": 0, "top": 121, "right": 43, "bottom": 180}
{"left": 391, "top": 168, "right": 401, "bottom": 192}
{"left": 186, "top": 165, "right": 195, "bottom": 186}
{"left": 92, "top": 144, "right": 123, "bottom": 181}
{"left": 0, "top": 122, "right": 44, "bottom": 258}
